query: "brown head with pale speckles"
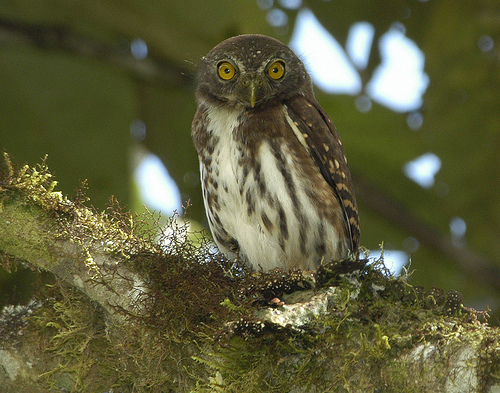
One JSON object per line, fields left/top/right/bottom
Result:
{"left": 196, "top": 34, "right": 313, "bottom": 109}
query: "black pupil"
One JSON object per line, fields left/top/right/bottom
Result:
{"left": 273, "top": 67, "right": 278, "bottom": 73}
{"left": 224, "top": 67, "right": 230, "bottom": 74}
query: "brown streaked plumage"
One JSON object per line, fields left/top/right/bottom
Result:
{"left": 191, "top": 34, "right": 360, "bottom": 271}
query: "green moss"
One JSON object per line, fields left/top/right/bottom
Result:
{"left": 188, "top": 256, "right": 492, "bottom": 392}
{"left": 0, "top": 201, "right": 56, "bottom": 270}
{"left": 0, "top": 154, "right": 497, "bottom": 392}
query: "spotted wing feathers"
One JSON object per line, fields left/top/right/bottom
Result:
{"left": 285, "top": 95, "right": 360, "bottom": 254}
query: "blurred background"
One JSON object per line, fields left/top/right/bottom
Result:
{"left": 0, "top": 1, "right": 499, "bottom": 322}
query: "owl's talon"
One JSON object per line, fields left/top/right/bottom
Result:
{"left": 270, "top": 297, "right": 285, "bottom": 307}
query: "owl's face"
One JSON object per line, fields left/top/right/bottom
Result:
{"left": 196, "top": 34, "right": 312, "bottom": 109}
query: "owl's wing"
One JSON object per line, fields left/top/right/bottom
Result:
{"left": 285, "top": 95, "right": 360, "bottom": 254}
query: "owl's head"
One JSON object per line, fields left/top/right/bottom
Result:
{"left": 196, "top": 34, "right": 312, "bottom": 109}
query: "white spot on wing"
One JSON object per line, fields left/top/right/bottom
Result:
{"left": 283, "top": 105, "right": 310, "bottom": 152}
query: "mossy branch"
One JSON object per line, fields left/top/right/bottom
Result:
{"left": 0, "top": 153, "right": 154, "bottom": 324}
{"left": 1, "top": 154, "right": 500, "bottom": 393}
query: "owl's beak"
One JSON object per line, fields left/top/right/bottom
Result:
{"left": 241, "top": 77, "right": 262, "bottom": 108}
{"left": 249, "top": 81, "right": 258, "bottom": 108}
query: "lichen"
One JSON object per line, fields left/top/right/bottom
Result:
{"left": 0, "top": 154, "right": 498, "bottom": 392}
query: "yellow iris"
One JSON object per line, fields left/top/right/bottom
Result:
{"left": 218, "top": 61, "right": 236, "bottom": 80}
{"left": 268, "top": 61, "right": 285, "bottom": 80}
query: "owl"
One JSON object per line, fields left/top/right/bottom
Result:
{"left": 191, "top": 34, "right": 360, "bottom": 271}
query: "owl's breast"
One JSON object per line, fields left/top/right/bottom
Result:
{"left": 198, "top": 103, "right": 348, "bottom": 270}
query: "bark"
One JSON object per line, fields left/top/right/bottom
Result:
{"left": 1, "top": 155, "right": 499, "bottom": 393}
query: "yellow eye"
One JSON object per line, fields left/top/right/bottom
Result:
{"left": 268, "top": 61, "right": 285, "bottom": 80}
{"left": 218, "top": 61, "right": 236, "bottom": 80}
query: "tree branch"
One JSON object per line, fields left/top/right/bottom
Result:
{"left": 0, "top": 17, "right": 193, "bottom": 87}
{"left": 1, "top": 155, "right": 499, "bottom": 391}
{"left": 353, "top": 172, "right": 500, "bottom": 290}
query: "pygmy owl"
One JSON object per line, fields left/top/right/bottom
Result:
{"left": 191, "top": 34, "right": 360, "bottom": 271}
